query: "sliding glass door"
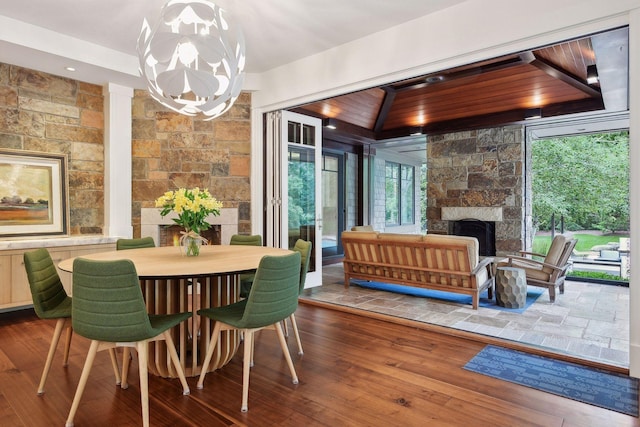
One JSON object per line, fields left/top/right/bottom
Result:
{"left": 321, "top": 151, "right": 344, "bottom": 257}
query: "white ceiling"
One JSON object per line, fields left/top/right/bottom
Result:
{"left": 0, "top": 0, "right": 465, "bottom": 88}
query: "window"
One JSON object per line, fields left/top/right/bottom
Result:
{"left": 385, "top": 162, "right": 414, "bottom": 225}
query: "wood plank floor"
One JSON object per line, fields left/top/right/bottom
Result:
{"left": 0, "top": 303, "right": 638, "bottom": 427}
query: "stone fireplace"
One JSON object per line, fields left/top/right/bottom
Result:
{"left": 450, "top": 220, "right": 496, "bottom": 256}
{"left": 426, "top": 126, "right": 527, "bottom": 256}
{"left": 140, "top": 208, "right": 238, "bottom": 246}
{"left": 443, "top": 207, "right": 501, "bottom": 256}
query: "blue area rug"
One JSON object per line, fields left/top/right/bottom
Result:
{"left": 464, "top": 345, "right": 639, "bottom": 416}
{"left": 351, "top": 280, "right": 544, "bottom": 312}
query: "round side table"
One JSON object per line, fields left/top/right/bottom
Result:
{"left": 495, "top": 266, "right": 527, "bottom": 308}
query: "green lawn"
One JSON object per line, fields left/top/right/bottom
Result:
{"left": 532, "top": 233, "right": 629, "bottom": 254}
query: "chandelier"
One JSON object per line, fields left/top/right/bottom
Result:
{"left": 137, "top": 0, "right": 245, "bottom": 120}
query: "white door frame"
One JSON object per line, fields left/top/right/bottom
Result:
{"left": 263, "top": 110, "right": 323, "bottom": 287}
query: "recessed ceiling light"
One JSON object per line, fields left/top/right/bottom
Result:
{"left": 425, "top": 75, "right": 444, "bottom": 84}
{"left": 323, "top": 118, "right": 337, "bottom": 129}
{"left": 586, "top": 64, "right": 599, "bottom": 84}
{"left": 524, "top": 108, "right": 542, "bottom": 120}
{"left": 65, "top": 66, "right": 76, "bottom": 72}
{"left": 409, "top": 126, "right": 423, "bottom": 136}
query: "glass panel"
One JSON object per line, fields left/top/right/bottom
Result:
{"left": 302, "top": 124, "right": 315, "bottom": 146}
{"left": 385, "top": 162, "right": 399, "bottom": 225}
{"left": 288, "top": 145, "right": 316, "bottom": 272}
{"left": 324, "top": 155, "right": 338, "bottom": 172}
{"left": 401, "top": 165, "right": 414, "bottom": 224}
{"left": 322, "top": 154, "right": 338, "bottom": 254}
{"left": 288, "top": 121, "right": 301, "bottom": 144}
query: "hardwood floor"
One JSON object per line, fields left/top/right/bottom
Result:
{"left": 0, "top": 304, "right": 637, "bottom": 426}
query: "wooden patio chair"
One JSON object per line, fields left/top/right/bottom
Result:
{"left": 498, "top": 234, "right": 578, "bottom": 302}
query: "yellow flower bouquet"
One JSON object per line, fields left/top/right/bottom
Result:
{"left": 155, "top": 187, "right": 223, "bottom": 256}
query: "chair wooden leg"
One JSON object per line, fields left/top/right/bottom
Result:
{"left": 108, "top": 349, "right": 121, "bottom": 386}
{"left": 250, "top": 331, "right": 255, "bottom": 368}
{"left": 62, "top": 322, "right": 73, "bottom": 366}
{"left": 37, "top": 317, "right": 69, "bottom": 395}
{"left": 121, "top": 348, "right": 131, "bottom": 389}
{"left": 197, "top": 322, "right": 222, "bottom": 389}
{"left": 136, "top": 342, "right": 150, "bottom": 427}
{"left": 274, "top": 322, "right": 298, "bottom": 385}
{"left": 289, "top": 314, "right": 303, "bottom": 355}
{"left": 283, "top": 319, "right": 289, "bottom": 337}
{"left": 65, "top": 340, "right": 100, "bottom": 427}
{"left": 241, "top": 330, "right": 253, "bottom": 412}
{"left": 549, "top": 286, "right": 557, "bottom": 303}
{"left": 163, "top": 331, "right": 190, "bottom": 395}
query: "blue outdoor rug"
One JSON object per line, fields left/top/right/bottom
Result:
{"left": 464, "top": 345, "right": 639, "bottom": 416}
{"left": 351, "top": 280, "right": 544, "bottom": 313}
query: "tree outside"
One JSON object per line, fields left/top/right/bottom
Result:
{"left": 531, "top": 131, "right": 629, "bottom": 233}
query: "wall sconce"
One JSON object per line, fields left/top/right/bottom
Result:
{"left": 323, "top": 118, "right": 337, "bottom": 129}
{"left": 138, "top": 0, "right": 245, "bottom": 120}
{"left": 586, "top": 64, "right": 599, "bottom": 84}
{"left": 524, "top": 108, "right": 542, "bottom": 120}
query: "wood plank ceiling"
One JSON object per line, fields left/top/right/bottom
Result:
{"left": 293, "top": 28, "right": 628, "bottom": 148}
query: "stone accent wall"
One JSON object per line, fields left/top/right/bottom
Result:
{"left": 131, "top": 90, "right": 252, "bottom": 237}
{"left": 0, "top": 63, "right": 105, "bottom": 235}
{"left": 426, "top": 126, "right": 525, "bottom": 255}
{"left": 0, "top": 63, "right": 251, "bottom": 239}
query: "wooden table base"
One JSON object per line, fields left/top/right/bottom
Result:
{"left": 142, "top": 274, "right": 241, "bottom": 378}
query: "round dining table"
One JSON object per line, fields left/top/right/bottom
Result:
{"left": 58, "top": 244, "right": 291, "bottom": 378}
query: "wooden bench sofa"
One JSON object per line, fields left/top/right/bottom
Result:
{"left": 342, "top": 231, "right": 494, "bottom": 309}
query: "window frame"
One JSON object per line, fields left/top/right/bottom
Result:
{"left": 384, "top": 161, "right": 415, "bottom": 226}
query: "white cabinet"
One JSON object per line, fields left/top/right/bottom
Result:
{"left": 0, "top": 241, "right": 116, "bottom": 311}
{"left": 10, "top": 254, "right": 33, "bottom": 307}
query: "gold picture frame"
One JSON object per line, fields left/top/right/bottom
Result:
{"left": 0, "top": 149, "right": 69, "bottom": 238}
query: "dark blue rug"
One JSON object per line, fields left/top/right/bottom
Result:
{"left": 351, "top": 280, "right": 544, "bottom": 312}
{"left": 464, "top": 345, "right": 639, "bottom": 416}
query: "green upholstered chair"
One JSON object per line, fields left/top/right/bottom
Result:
{"left": 116, "top": 236, "right": 156, "bottom": 251}
{"left": 23, "top": 248, "right": 122, "bottom": 395}
{"left": 196, "top": 252, "right": 301, "bottom": 412}
{"left": 116, "top": 236, "right": 156, "bottom": 377}
{"left": 65, "top": 258, "right": 191, "bottom": 427}
{"left": 229, "top": 234, "right": 263, "bottom": 246}
{"left": 24, "top": 248, "right": 73, "bottom": 395}
{"left": 287, "top": 239, "right": 312, "bottom": 355}
{"left": 229, "top": 234, "right": 263, "bottom": 298}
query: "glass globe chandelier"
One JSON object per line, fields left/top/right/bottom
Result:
{"left": 137, "top": 0, "right": 245, "bottom": 120}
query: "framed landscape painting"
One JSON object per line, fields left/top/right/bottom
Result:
{"left": 0, "top": 150, "right": 69, "bottom": 238}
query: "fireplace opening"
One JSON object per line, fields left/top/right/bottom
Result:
{"left": 450, "top": 219, "right": 496, "bottom": 256}
{"left": 158, "top": 225, "right": 221, "bottom": 247}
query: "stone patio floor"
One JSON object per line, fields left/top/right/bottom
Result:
{"left": 301, "top": 263, "right": 630, "bottom": 368}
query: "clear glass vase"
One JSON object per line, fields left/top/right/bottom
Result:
{"left": 181, "top": 234, "right": 202, "bottom": 256}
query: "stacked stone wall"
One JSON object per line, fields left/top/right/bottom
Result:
{"left": 131, "top": 90, "right": 252, "bottom": 237}
{"left": 427, "top": 126, "right": 525, "bottom": 255}
{"left": 0, "top": 63, "right": 251, "bottom": 238}
{"left": 0, "top": 63, "right": 105, "bottom": 235}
